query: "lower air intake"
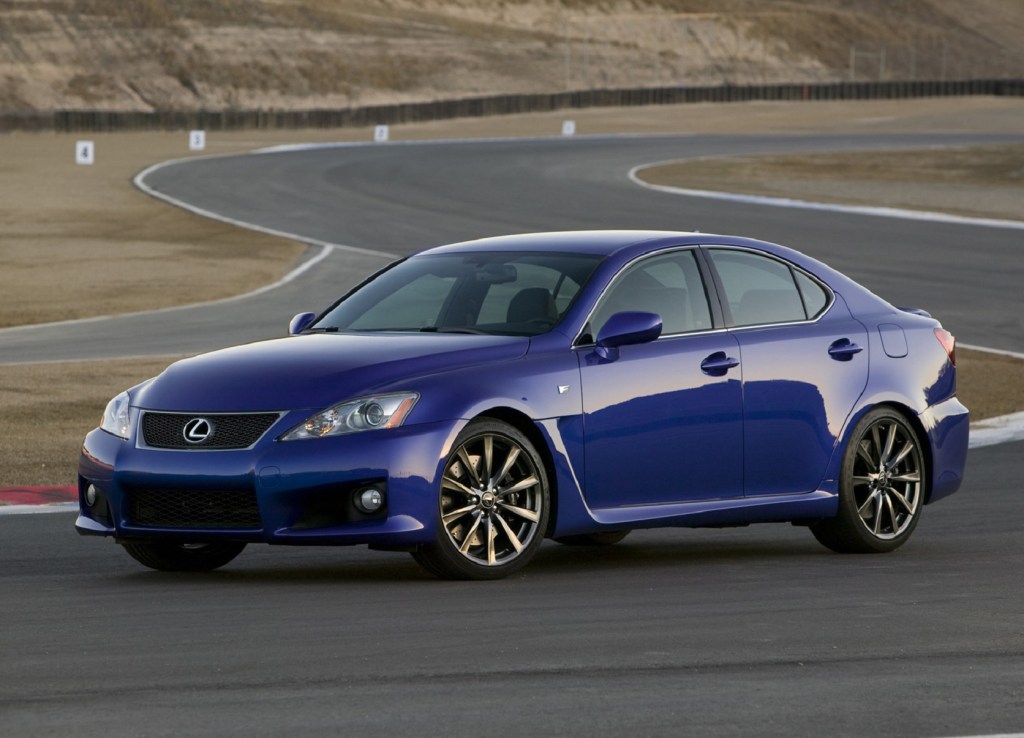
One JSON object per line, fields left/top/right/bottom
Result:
{"left": 127, "top": 488, "right": 261, "bottom": 530}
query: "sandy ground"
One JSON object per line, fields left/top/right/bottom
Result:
{"left": 636, "top": 143, "right": 1024, "bottom": 221}
{"left": 1, "top": 96, "right": 1023, "bottom": 485}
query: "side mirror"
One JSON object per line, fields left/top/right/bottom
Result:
{"left": 594, "top": 311, "right": 662, "bottom": 360}
{"left": 289, "top": 312, "right": 317, "bottom": 335}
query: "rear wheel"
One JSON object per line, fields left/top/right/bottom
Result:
{"left": 122, "top": 541, "right": 247, "bottom": 572}
{"left": 412, "top": 419, "right": 549, "bottom": 580}
{"left": 812, "top": 408, "right": 925, "bottom": 553}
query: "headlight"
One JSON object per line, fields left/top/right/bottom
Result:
{"left": 100, "top": 391, "right": 131, "bottom": 439}
{"left": 281, "top": 392, "right": 419, "bottom": 441}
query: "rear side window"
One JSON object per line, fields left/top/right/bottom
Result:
{"left": 708, "top": 249, "right": 826, "bottom": 327}
{"left": 794, "top": 270, "right": 829, "bottom": 319}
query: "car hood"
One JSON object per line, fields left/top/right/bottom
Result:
{"left": 133, "top": 333, "right": 530, "bottom": 412}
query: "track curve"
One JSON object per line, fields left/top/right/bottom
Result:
{"left": 2, "top": 131, "right": 1022, "bottom": 362}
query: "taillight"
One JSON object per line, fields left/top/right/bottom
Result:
{"left": 934, "top": 327, "right": 956, "bottom": 366}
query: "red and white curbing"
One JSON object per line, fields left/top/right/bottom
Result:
{"left": 0, "top": 486, "right": 77, "bottom": 515}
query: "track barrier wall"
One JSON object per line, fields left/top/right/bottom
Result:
{"left": 2, "top": 78, "right": 1023, "bottom": 133}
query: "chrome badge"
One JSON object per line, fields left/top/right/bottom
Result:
{"left": 182, "top": 417, "right": 214, "bottom": 444}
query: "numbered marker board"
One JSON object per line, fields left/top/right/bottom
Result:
{"left": 75, "top": 140, "right": 95, "bottom": 165}
{"left": 561, "top": 120, "right": 576, "bottom": 136}
{"left": 374, "top": 125, "right": 389, "bottom": 143}
{"left": 189, "top": 130, "right": 206, "bottom": 151}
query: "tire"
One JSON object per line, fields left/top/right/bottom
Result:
{"left": 811, "top": 407, "right": 926, "bottom": 553}
{"left": 122, "top": 541, "right": 247, "bottom": 572}
{"left": 412, "top": 419, "right": 550, "bottom": 580}
{"left": 555, "top": 530, "right": 630, "bottom": 546}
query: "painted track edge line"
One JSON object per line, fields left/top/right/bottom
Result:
{"left": 627, "top": 163, "right": 1024, "bottom": 231}
{"left": 0, "top": 502, "right": 77, "bottom": 516}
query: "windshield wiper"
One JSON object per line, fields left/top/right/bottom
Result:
{"left": 419, "top": 326, "right": 491, "bottom": 335}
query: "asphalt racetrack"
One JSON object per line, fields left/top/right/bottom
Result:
{"left": 3, "top": 132, "right": 1024, "bottom": 736}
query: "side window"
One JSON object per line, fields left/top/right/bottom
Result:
{"left": 708, "top": 249, "right": 809, "bottom": 327}
{"left": 795, "top": 270, "right": 829, "bottom": 319}
{"left": 588, "top": 250, "right": 713, "bottom": 338}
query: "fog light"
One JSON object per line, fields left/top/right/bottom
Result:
{"left": 355, "top": 487, "right": 384, "bottom": 513}
{"left": 85, "top": 484, "right": 98, "bottom": 507}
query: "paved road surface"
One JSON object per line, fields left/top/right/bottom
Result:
{"left": 3, "top": 131, "right": 1023, "bottom": 736}
{"left": 2, "top": 440, "right": 1021, "bottom": 736}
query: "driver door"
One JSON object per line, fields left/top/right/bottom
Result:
{"left": 577, "top": 249, "right": 744, "bottom": 508}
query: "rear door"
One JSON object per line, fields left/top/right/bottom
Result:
{"left": 705, "top": 247, "right": 869, "bottom": 498}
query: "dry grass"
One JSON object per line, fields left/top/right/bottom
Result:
{"left": 0, "top": 348, "right": 1010, "bottom": 487}
{"left": 957, "top": 350, "right": 1024, "bottom": 422}
{"left": 0, "top": 357, "right": 179, "bottom": 486}
{"left": 0, "top": 130, "right": 306, "bottom": 328}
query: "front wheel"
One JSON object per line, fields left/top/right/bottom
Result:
{"left": 122, "top": 541, "right": 247, "bottom": 572}
{"left": 412, "top": 419, "right": 550, "bottom": 580}
{"left": 811, "top": 408, "right": 926, "bottom": 553}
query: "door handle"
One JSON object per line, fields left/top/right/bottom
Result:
{"left": 700, "top": 352, "right": 740, "bottom": 376}
{"left": 828, "top": 338, "right": 863, "bottom": 361}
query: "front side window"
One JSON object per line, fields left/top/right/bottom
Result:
{"left": 314, "top": 251, "right": 602, "bottom": 337}
{"left": 586, "top": 250, "right": 713, "bottom": 340}
{"left": 708, "top": 249, "right": 827, "bottom": 327}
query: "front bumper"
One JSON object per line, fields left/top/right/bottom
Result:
{"left": 76, "top": 418, "right": 459, "bottom": 547}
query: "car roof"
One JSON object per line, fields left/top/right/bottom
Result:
{"left": 420, "top": 230, "right": 705, "bottom": 257}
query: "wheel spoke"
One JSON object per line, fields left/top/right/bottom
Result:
{"left": 880, "top": 423, "right": 897, "bottom": 466}
{"left": 442, "top": 504, "right": 477, "bottom": 525}
{"left": 491, "top": 446, "right": 521, "bottom": 488}
{"left": 457, "top": 447, "right": 482, "bottom": 488}
{"left": 494, "top": 514, "right": 524, "bottom": 553}
{"left": 887, "top": 440, "right": 915, "bottom": 470}
{"left": 873, "top": 494, "right": 885, "bottom": 535}
{"left": 890, "top": 472, "right": 921, "bottom": 484}
{"left": 852, "top": 475, "right": 874, "bottom": 487}
{"left": 499, "top": 501, "right": 539, "bottom": 523}
{"left": 888, "top": 487, "right": 915, "bottom": 514}
{"left": 856, "top": 440, "right": 876, "bottom": 469}
{"left": 483, "top": 435, "right": 494, "bottom": 484}
{"left": 884, "top": 494, "right": 899, "bottom": 534}
{"left": 870, "top": 424, "right": 884, "bottom": 463}
{"left": 497, "top": 474, "right": 539, "bottom": 497}
{"left": 442, "top": 475, "right": 477, "bottom": 498}
{"left": 858, "top": 489, "right": 880, "bottom": 518}
{"left": 459, "top": 514, "right": 483, "bottom": 554}
{"left": 486, "top": 515, "right": 496, "bottom": 566}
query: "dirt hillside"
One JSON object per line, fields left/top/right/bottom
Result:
{"left": 1, "top": 0, "right": 1022, "bottom": 113}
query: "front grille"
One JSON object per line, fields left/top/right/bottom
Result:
{"left": 127, "top": 488, "right": 262, "bottom": 530}
{"left": 141, "top": 412, "right": 279, "bottom": 450}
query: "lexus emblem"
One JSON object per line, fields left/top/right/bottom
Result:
{"left": 182, "top": 417, "right": 213, "bottom": 444}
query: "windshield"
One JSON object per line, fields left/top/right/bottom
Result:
{"left": 313, "top": 251, "right": 603, "bottom": 336}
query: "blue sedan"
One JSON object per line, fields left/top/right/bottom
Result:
{"left": 77, "top": 231, "right": 969, "bottom": 579}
